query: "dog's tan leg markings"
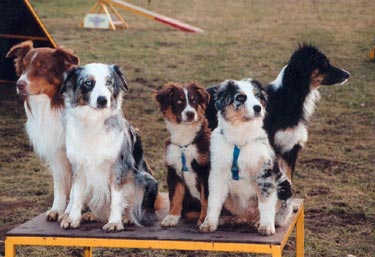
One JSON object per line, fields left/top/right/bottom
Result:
{"left": 161, "top": 182, "right": 185, "bottom": 227}
{"left": 279, "top": 158, "right": 292, "bottom": 182}
{"left": 122, "top": 207, "right": 134, "bottom": 226}
{"left": 81, "top": 212, "right": 97, "bottom": 222}
{"left": 198, "top": 182, "right": 208, "bottom": 226}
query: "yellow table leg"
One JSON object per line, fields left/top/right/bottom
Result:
{"left": 296, "top": 205, "right": 305, "bottom": 257}
{"left": 271, "top": 245, "right": 282, "bottom": 257}
{"left": 83, "top": 246, "right": 92, "bottom": 257}
{"left": 5, "top": 238, "right": 16, "bottom": 257}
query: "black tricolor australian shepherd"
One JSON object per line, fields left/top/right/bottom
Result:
{"left": 155, "top": 82, "right": 211, "bottom": 226}
{"left": 199, "top": 79, "right": 292, "bottom": 235}
{"left": 206, "top": 44, "right": 350, "bottom": 180}
{"left": 60, "top": 63, "right": 159, "bottom": 231}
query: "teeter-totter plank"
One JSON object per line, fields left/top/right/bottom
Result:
{"left": 5, "top": 195, "right": 304, "bottom": 257}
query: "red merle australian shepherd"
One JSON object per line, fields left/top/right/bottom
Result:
{"left": 6, "top": 41, "right": 79, "bottom": 221}
{"left": 205, "top": 44, "right": 350, "bottom": 181}
{"left": 155, "top": 82, "right": 211, "bottom": 227}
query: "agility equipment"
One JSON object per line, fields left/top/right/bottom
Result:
{"left": 0, "top": 0, "right": 56, "bottom": 83}
{"left": 83, "top": 0, "right": 203, "bottom": 33}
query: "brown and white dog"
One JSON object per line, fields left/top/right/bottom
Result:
{"left": 6, "top": 41, "right": 79, "bottom": 221}
{"left": 155, "top": 82, "right": 211, "bottom": 226}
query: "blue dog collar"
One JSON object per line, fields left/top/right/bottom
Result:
{"left": 178, "top": 144, "right": 190, "bottom": 172}
{"left": 220, "top": 129, "right": 241, "bottom": 180}
{"left": 231, "top": 144, "right": 240, "bottom": 180}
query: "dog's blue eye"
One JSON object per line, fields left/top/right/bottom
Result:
{"left": 106, "top": 79, "right": 112, "bottom": 86}
{"left": 176, "top": 99, "right": 183, "bottom": 104}
{"left": 83, "top": 80, "right": 94, "bottom": 89}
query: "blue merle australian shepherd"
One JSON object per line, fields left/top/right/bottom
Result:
{"left": 60, "top": 63, "right": 159, "bottom": 232}
{"left": 205, "top": 44, "right": 350, "bottom": 180}
{"left": 200, "top": 79, "right": 293, "bottom": 236}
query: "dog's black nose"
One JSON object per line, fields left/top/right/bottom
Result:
{"left": 253, "top": 105, "right": 262, "bottom": 113}
{"left": 186, "top": 111, "right": 195, "bottom": 121}
{"left": 97, "top": 96, "right": 108, "bottom": 108}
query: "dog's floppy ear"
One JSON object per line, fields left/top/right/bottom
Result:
{"left": 54, "top": 47, "right": 80, "bottom": 71}
{"left": 215, "top": 80, "right": 237, "bottom": 111}
{"left": 6, "top": 40, "right": 33, "bottom": 59}
{"left": 61, "top": 67, "right": 79, "bottom": 95}
{"left": 154, "top": 82, "right": 178, "bottom": 111}
{"left": 111, "top": 64, "right": 128, "bottom": 91}
{"left": 252, "top": 80, "right": 268, "bottom": 107}
{"left": 6, "top": 41, "right": 34, "bottom": 76}
{"left": 188, "top": 81, "right": 210, "bottom": 108}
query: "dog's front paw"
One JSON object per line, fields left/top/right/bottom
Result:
{"left": 161, "top": 215, "right": 180, "bottom": 227}
{"left": 199, "top": 221, "right": 217, "bottom": 233}
{"left": 258, "top": 225, "right": 275, "bottom": 236}
{"left": 46, "top": 210, "right": 60, "bottom": 222}
{"left": 60, "top": 214, "right": 80, "bottom": 229}
{"left": 103, "top": 222, "right": 124, "bottom": 232}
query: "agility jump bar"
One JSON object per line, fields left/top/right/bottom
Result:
{"left": 108, "top": 0, "right": 203, "bottom": 33}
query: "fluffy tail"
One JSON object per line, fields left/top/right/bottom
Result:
{"left": 132, "top": 170, "right": 159, "bottom": 226}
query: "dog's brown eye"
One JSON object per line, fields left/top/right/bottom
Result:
{"left": 106, "top": 79, "right": 112, "bottom": 86}
{"left": 40, "top": 64, "right": 47, "bottom": 70}
{"left": 191, "top": 98, "right": 196, "bottom": 104}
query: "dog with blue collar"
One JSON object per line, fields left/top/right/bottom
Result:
{"left": 200, "top": 79, "right": 293, "bottom": 236}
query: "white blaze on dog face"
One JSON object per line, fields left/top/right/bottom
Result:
{"left": 63, "top": 63, "right": 127, "bottom": 110}
{"left": 215, "top": 79, "right": 266, "bottom": 124}
{"left": 181, "top": 88, "right": 198, "bottom": 123}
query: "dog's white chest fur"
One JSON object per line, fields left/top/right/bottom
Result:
{"left": 65, "top": 106, "right": 124, "bottom": 166}
{"left": 25, "top": 95, "right": 65, "bottom": 162}
{"left": 165, "top": 121, "right": 203, "bottom": 200}
{"left": 274, "top": 90, "right": 320, "bottom": 153}
{"left": 210, "top": 127, "right": 271, "bottom": 210}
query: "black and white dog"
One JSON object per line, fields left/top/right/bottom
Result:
{"left": 200, "top": 79, "right": 292, "bottom": 236}
{"left": 206, "top": 44, "right": 350, "bottom": 180}
{"left": 263, "top": 44, "right": 349, "bottom": 180}
{"left": 60, "top": 63, "right": 158, "bottom": 231}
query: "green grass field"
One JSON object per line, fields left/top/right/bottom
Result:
{"left": 1, "top": 0, "right": 375, "bottom": 256}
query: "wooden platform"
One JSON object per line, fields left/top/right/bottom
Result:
{"left": 5, "top": 198, "right": 304, "bottom": 257}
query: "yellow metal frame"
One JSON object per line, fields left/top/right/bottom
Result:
{"left": 5, "top": 203, "right": 304, "bottom": 257}
{"left": 23, "top": 0, "right": 57, "bottom": 47}
{"left": 82, "top": 0, "right": 129, "bottom": 30}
